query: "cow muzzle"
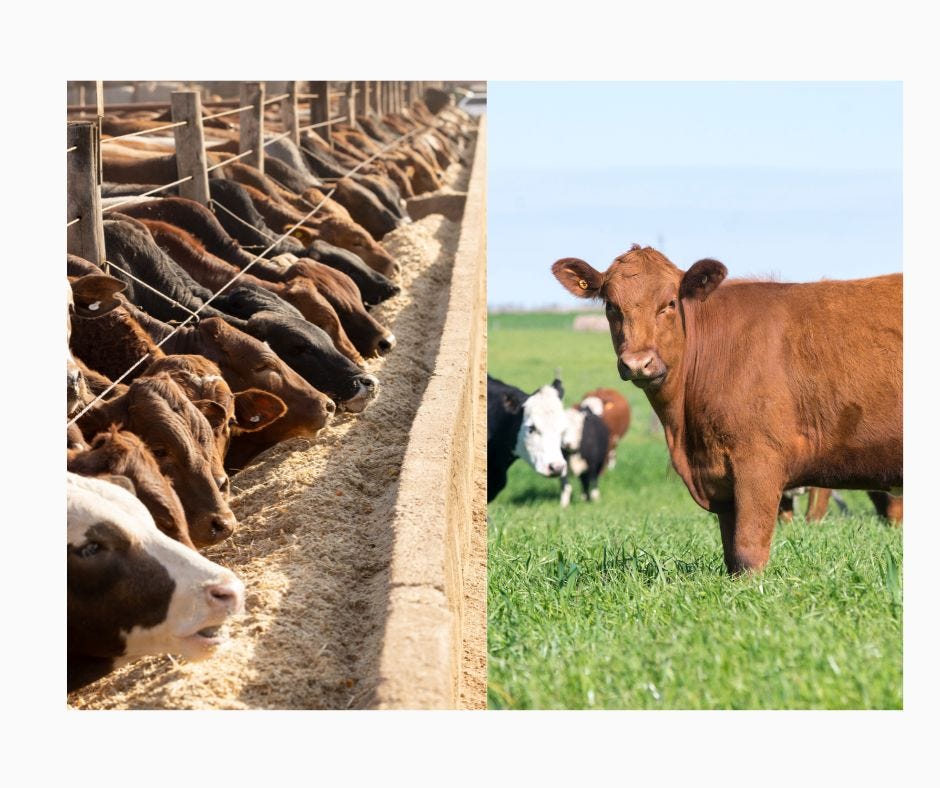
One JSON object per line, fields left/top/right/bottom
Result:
{"left": 618, "top": 351, "right": 666, "bottom": 389}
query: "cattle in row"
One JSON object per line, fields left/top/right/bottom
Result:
{"left": 487, "top": 374, "right": 568, "bottom": 502}
{"left": 99, "top": 217, "right": 379, "bottom": 411}
{"left": 68, "top": 473, "right": 244, "bottom": 692}
{"left": 67, "top": 259, "right": 335, "bottom": 472}
{"left": 553, "top": 245, "right": 902, "bottom": 574}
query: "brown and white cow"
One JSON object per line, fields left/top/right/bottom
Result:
{"left": 553, "top": 245, "right": 902, "bottom": 574}
{"left": 68, "top": 472, "right": 244, "bottom": 692}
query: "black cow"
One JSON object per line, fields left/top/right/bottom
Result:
{"left": 208, "top": 179, "right": 305, "bottom": 257}
{"left": 559, "top": 405, "right": 611, "bottom": 507}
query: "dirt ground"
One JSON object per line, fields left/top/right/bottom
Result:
{"left": 69, "top": 154, "right": 484, "bottom": 709}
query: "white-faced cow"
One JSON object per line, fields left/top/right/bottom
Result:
{"left": 487, "top": 374, "right": 568, "bottom": 503}
{"left": 68, "top": 473, "right": 245, "bottom": 692}
{"left": 553, "top": 244, "right": 902, "bottom": 574}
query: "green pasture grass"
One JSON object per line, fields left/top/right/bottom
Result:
{"left": 487, "top": 311, "right": 902, "bottom": 710}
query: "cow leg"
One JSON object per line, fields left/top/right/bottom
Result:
{"left": 607, "top": 449, "right": 617, "bottom": 471}
{"left": 720, "top": 479, "right": 782, "bottom": 574}
{"left": 588, "top": 474, "right": 601, "bottom": 502}
{"left": 777, "top": 493, "right": 795, "bottom": 523}
{"left": 560, "top": 470, "right": 572, "bottom": 508}
{"left": 806, "top": 488, "right": 831, "bottom": 521}
{"left": 579, "top": 473, "right": 591, "bottom": 502}
{"left": 868, "top": 491, "right": 903, "bottom": 526}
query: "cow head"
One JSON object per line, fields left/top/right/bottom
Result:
{"left": 67, "top": 274, "right": 126, "bottom": 417}
{"left": 190, "top": 317, "right": 334, "bottom": 442}
{"left": 67, "top": 473, "right": 244, "bottom": 692}
{"left": 144, "top": 355, "right": 287, "bottom": 467}
{"left": 79, "top": 373, "right": 238, "bottom": 547}
{"left": 552, "top": 246, "right": 727, "bottom": 393}
{"left": 514, "top": 380, "right": 567, "bottom": 477}
{"left": 68, "top": 428, "right": 194, "bottom": 549}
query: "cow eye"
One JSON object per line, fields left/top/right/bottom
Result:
{"left": 76, "top": 541, "right": 102, "bottom": 558}
{"left": 228, "top": 417, "right": 238, "bottom": 427}
{"left": 527, "top": 424, "right": 538, "bottom": 435}
{"left": 151, "top": 447, "right": 169, "bottom": 459}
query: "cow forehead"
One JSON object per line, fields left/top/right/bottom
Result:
{"left": 523, "top": 386, "right": 566, "bottom": 429}
{"left": 604, "top": 249, "right": 681, "bottom": 302}
{"left": 580, "top": 396, "right": 604, "bottom": 417}
{"left": 67, "top": 473, "right": 152, "bottom": 544}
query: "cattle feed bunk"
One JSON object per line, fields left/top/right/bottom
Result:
{"left": 68, "top": 82, "right": 486, "bottom": 709}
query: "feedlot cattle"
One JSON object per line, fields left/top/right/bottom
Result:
{"left": 68, "top": 84, "right": 478, "bottom": 701}
{"left": 553, "top": 244, "right": 902, "bottom": 574}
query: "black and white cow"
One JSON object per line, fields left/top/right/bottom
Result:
{"left": 559, "top": 405, "right": 611, "bottom": 507}
{"left": 67, "top": 473, "right": 245, "bottom": 692}
{"left": 487, "top": 374, "right": 568, "bottom": 502}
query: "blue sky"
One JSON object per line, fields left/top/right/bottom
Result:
{"left": 487, "top": 82, "right": 902, "bottom": 309}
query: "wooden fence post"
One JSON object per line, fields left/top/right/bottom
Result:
{"left": 239, "top": 81, "right": 265, "bottom": 172}
{"left": 355, "top": 81, "right": 370, "bottom": 120}
{"left": 282, "top": 81, "right": 300, "bottom": 145}
{"left": 346, "top": 81, "right": 357, "bottom": 128}
{"left": 309, "top": 81, "right": 331, "bottom": 146}
{"left": 170, "top": 90, "right": 211, "bottom": 206}
{"left": 67, "top": 121, "right": 105, "bottom": 267}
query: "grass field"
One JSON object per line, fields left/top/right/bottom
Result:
{"left": 487, "top": 311, "right": 902, "bottom": 710}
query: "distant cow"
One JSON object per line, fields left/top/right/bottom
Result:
{"left": 553, "top": 245, "right": 902, "bottom": 574}
{"left": 68, "top": 473, "right": 244, "bottom": 692}
{"left": 579, "top": 388, "right": 631, "bottom": 471}
{"left": 559, "top": 404, "right": 610, "bottom": 507}
{"left": 487, "top": 374, "right": 568, "bottom": 503}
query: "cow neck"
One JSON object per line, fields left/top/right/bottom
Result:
{"left": 127, "top": 304, "right": 193, "bottom": 355}
{"left": 645, "top": 302, "right": 712, "bottom": 512}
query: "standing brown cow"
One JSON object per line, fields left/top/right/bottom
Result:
{"left": 552, "top": 245, "right": 902, "bottom": 574}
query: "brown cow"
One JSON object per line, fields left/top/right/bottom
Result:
{"left": 77, "top": 373, "right": 238, "bottom": 547}
{"left": 68, "top": 427, "right": 195, "bottom": 549}
{"left": 553, "top": 245, "right": 902, "bottom": 574}
{"left": 579, "top": 388, "right": 631, "bottom": 471}
{"left": 144, "top": 354, "right": 286, "bottom": 464}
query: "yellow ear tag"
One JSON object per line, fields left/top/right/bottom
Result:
{"left": 578, "top": 279, "right": 588, "bottom": 290}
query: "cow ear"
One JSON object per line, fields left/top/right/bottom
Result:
{"left": 99, "top": 474, "right": 136, "bottom": 496}
{"left": 233, "top": 389, "right": 288, "bottom": 432}
{"left": 680, "top": 259, "right": 727, "bottom": 302}
{"left": 71, "top": 275, "right": 126, "bottom": 317}
{"left": 552, "top": 374, "right": 564, "bottom": 401}
{"left": 501, "top": 391, "right": 523, "bottom": 415}
{"left": 193, "top": 399, "right": 228, "bottom": 430}
{"left": 551, "top": 258, "right": 604, "bottom": 299}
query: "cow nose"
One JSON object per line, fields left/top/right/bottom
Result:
{"left": 548, "top": 461, "right": 567, "bottom": 476}
{"left": 216, "top": 475, "right": 229, "bottom": 493}
{"left": 376, "top": 334, "right": 396, "bottom": 355}
{"left": 357, "top": 374, "right": 377, "bottom": 390}
{"left": 619, "top": 351, "right": 660, "bottom": 378}
{"left": 324, "top": 399, "right": 336, "bottom": 416}
{"left": 209, "top": 515, "right": 236, "bottom": 542}
{"left": 206, "top": 576, "right": 245, "bottom": 615}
